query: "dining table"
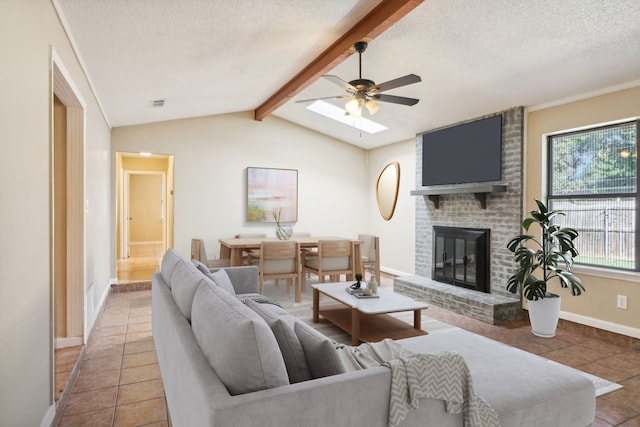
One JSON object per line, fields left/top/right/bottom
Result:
{"left": 218, "top": 236, "right": 363, "bottom": 276}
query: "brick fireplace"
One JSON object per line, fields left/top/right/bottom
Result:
{"left": 394, "top": 107, "right": 525, "bottom": 324}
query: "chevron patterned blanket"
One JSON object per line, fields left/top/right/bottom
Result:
{"left": 335, "top": 339, "right": 500, "bottom": 427}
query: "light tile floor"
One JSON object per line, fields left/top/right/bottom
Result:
{"left": 56, "top": 290, "right": 168, "bottom": 426}
{"left": 54, "top": 273, "right": 640, "bottom": 426}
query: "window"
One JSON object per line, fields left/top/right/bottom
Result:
{"left": 547, "top": 120, "right": 639, "bottom": 270}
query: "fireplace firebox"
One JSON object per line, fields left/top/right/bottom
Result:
{"left": 432, "top": 226, "right": 490, "bottom": 293}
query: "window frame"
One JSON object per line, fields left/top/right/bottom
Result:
{"left": 546, "top": 119, "right": 640, "bottom": 272}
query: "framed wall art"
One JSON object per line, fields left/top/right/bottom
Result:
{"left": 246, "top": 167, "right": 298, "bottom": 222}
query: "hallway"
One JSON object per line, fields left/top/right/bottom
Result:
{"left": 116, "top": 243, "right": 163, "bottom": 284}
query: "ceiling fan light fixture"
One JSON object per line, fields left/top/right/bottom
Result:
{"left": 345, "top": 98, "right": 362, "bottom": 117}
{"left": 365, "top": 99, "right": 379, "bottom": 115}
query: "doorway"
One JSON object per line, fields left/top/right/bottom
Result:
{"left": 52, "top": 54, "right": 85, "bottom": 404}
{"left": 116, "top": 153, "right": 174, "bottom": 283}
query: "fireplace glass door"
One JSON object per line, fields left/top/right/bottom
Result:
{"left": 432, "top": 227, "right": 489, "bottom": 293}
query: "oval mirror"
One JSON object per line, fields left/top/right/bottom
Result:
{"left": 376, "top": 161, "right": 400, "bottom": 221}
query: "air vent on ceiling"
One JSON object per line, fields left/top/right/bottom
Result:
{"left": 149, "top": 99, "right": 165, "bottom": 108}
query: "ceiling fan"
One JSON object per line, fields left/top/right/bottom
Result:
{"left": 297, "top": 41, "right": 421, "bottom": 117}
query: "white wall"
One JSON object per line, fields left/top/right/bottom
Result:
{"left": 0, "top": 1, "right": 113, "bottom": 425}
{"left": 111, "top": 113, "right": 371, "bottom": 260}
{"left": 367, "top": 139, "right": 416, "bottom": 275}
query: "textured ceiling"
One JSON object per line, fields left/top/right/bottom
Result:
{"left": 54, "top": 0, "right": 640, "bottom": 149}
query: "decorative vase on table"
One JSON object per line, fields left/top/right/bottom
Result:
{"left": 368, "top": 275, "right": 378, "bottom": 294}
{"left": 272, "top": 207, "right": 293, "bottom": 240}
{"left": 275, "top": 224, "right": 293, "bottom": 240}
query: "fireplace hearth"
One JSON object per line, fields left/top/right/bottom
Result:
{"left": 432, "top": 226, "right": 490, "bottom": 293}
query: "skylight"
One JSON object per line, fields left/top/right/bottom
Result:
{"left": 306, "top": 101, "right": 388, "bottom": 134}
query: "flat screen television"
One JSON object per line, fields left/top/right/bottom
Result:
{"left": 422, "top": 115, "right": 502, "bottom": 186}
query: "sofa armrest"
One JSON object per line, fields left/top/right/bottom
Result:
{"left": 212, "top": 266, "right": 259, "bottom": 294}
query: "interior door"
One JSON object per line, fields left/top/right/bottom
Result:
{"left": 129, "top": 173, "right": 164, "bottom": 244}
{"left": 123, "top": 171, "right": 130, "bottom": 258}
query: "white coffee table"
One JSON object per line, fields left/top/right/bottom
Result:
{"left": 312, "top": 282, "right": 429, "bottom": 345}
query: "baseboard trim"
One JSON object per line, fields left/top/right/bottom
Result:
{"left": 55, "top": 337, "right": 83, "bottom": 349}
{"left": 50, "top": 345, "right": 87, "bottom": 427}
{"left": 40, "top": 403, "right": 56, "bottom": 427}
{"left": 111, "top": 281, "right": 152, "bottom": 293}
{"left": 87, "top": 282, "right": 111, "bottom": 338}
{"left": 381, "top": 266, "right": 411, "bottom": 277}
{"left": 560, "top": 310, "right": 640, "bottom": 340}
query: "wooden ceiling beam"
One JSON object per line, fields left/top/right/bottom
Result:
{"left": 254, "top": 0, "right": 424, "bottom": 121}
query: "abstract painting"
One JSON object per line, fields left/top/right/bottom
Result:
{"left": 247, "top": 167, "right": 298, "bottom": 222}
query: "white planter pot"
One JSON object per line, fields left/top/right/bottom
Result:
{"left": 527, "top": 296, "right": 561, "bottom": 338}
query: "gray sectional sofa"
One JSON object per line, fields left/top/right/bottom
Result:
{"left": 152, "top": 249, "right": 596, "bottom": 427}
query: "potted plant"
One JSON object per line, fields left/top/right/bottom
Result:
{"left": 506, "top": 199, "right": 585, "bottom": 337}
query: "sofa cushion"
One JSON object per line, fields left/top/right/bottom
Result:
{"left": 211, "top": 266, "right": 259, "bottom": 294}
{"left": 294, "top": 321, "right": 346, "bottom": 379}
{"left": 193, "top": 260, "right": 237, "bottom": 295}
{"left": 245, "top": 300, "right": 312, "bottom": 383}
{"left": 170, "top": 259, "right": 212, "bottom": 321}
{"left": 161, "top": 248, "right": 183, "bottom": 287}
{"left": 208, "top": 269, "right": 236, "bottom": 295}
{"left": 192, "top": 258, "right": 209, "bottom": 274}
{"left": 191, "top": 281, "right": 289, "bottom": 395}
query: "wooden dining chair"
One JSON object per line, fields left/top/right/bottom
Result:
{"left": 235, "top": 233, "right": 267, "bottom": 265}
{"left": 358, "top": 234, "right": 380, "bottom": 283}
{"left": 249, "top": 241, "right": 303, "bottom": 302}
{"left": 302, "top": 239, "right": 355, "bottom": 283}
{"left": 190, "top": 238, "right": 230, "bottom": 268}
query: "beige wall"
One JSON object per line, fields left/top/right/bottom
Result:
{"left": 53, "top": 96, "right": 68, "bottom": 337}
{"left": 527, "top": 86, "right": 640, "bottom": 335}
{"left": 123, "top": 156, "right": 169, "bottom": 171}
{"left": 0, "top": 1, "right": 113, "bottom": 425}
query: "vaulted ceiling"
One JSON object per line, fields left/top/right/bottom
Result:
{"left": 54, "top": 0, "right": 640, "bottom": 149}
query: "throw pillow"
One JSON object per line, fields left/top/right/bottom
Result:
{"left": 170, "top": 259, "right": 213, "bottom": 321}
{"left": 160, "top": 248, "right": 182, "bottom": 287}
{"left": 192, "top": 259, "right": 210, "bottom": 274}
{"left": 245, "top": 300, "right": 312, "bottom": 383}
{"left": 191, "top": 281, "right": 289, "bottom": 395}
{"left": 209, "top": 269, "right": 236, "bottom": 295}
{"left": 294, "top": 321, "right": 346, "bottom": 379}
{"left": 192, "top": 260, "right": 236, "bottom": 295}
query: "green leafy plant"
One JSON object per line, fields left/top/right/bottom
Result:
{"left": 506, "top": 199, "right": 585, "bottom": 301}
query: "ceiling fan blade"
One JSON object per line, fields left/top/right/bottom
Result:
{"left": 323, "top": 75, "right": 357, "bottom": 92}
{"left": 368, "top": 74, "right": 421, "bottom": 93}
{"left": 295, "top": 95, "right": 349, "bottom": 103}
{"left": 372, "top": 94, "right": 419, "bottom": 106}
